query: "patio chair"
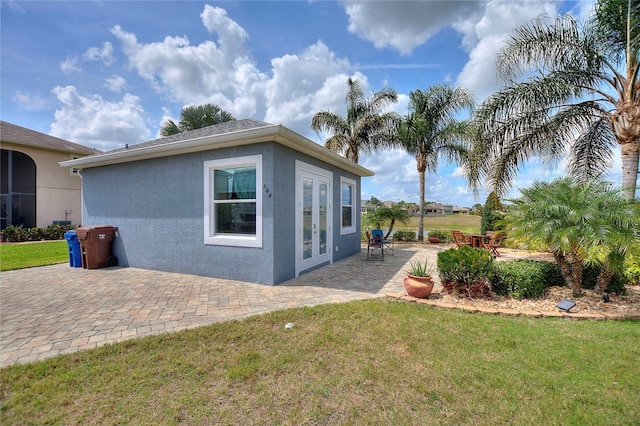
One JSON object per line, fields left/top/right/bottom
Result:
{"left": 371, "top": 229, "right": 394, "bottom": 256}
{"left": 482, "top": 232, "right": 505, "bottom": 257}
{"left": 451, "top": 230, "right": 472, "bottom": 249}
{"left": 366, "top": 231, "right": 384, "bottom": 261}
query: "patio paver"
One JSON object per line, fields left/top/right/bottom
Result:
{"left": 1, "top": 245, "right": 441, "bottom": 366}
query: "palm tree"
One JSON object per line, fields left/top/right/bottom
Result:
{"left": 311, "top": 77, "right": 399, "bottom": 164}
{"left": 469, "top": 0, "right": 639, "bottom": 200}
{"left": 362, "top": 204, "right": 411, "bottom": 239}
{"left": 505, "top": 177, "right": 638, "bottom": 297}
{"left": 397, "top": 85, "right": 475, "bottom": 241}
{"left": 160, "top": 103, "right": 235, "bottom": 136}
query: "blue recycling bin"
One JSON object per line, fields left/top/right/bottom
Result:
{"left": 64, "top": 230, "right": 82, "bottom": 268}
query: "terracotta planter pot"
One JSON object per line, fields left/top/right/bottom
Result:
{"left": 428, "top": 236, "right": 439, "bottom": 244}
{"left": 404, "top": 275, "right": 435, "bottom": 298}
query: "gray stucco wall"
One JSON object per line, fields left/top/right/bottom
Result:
{"left": 269, "top": 144, "right": 363, "bottom": 282}
{"left": 81, "top": 142, "right": 361, "bottom": 285}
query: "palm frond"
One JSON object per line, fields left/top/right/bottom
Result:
{"left": 568, "top": 116, "right": 616, "bottom": 181}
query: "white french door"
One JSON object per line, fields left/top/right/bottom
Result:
{"left": 295, "top": 161, "right": 332, "bottom": 276}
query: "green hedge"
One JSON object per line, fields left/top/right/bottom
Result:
{"left": 393, "top": 230, "right": 416, "bottom": 241}
{"left": 492, "top": 260, "right": 564, "bottom": 299}
{"left": 492, "top": 260, "right": 629, "bottom": 298}
{"left": 427, "top": 230, "right": 452, "bottom": 243}
{"left": 1, "top": 224, "right": 76, "bottom": 242}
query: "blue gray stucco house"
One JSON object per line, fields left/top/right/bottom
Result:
{"left": 60, "top": 119, "right": 373, "bottom": 285}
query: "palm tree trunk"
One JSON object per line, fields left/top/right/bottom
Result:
{"left": 595, "top": 265, "right": 615, "bottom": 294}
{"left": 385, "top": 219, "right": 395, "bottom": 240}
{"left": 418, "top": 170, "right": 425, "bottom": 241}
{"left": 612, "top": 102, "right": 639, "bottom": 200}
{"left": 554, "top": 252, "right": 582, "bottom": 297}
{"left": 566, "top": 251, "right": 583, "bottom": 297}
{"left": 620, "top": 142, "right": 639, "bottom": 201}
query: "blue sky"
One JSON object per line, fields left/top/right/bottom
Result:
{"left": 2, "top": 0, "right": 606, "bottom": 207}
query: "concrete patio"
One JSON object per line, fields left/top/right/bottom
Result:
{"left": 1, "top": 244, "right": 442, "bottom": 366}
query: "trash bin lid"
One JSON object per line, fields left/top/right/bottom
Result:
{"left": 75, "top": 227, "right": 90, "bottom": 240}
{"left": 75, "top": 225, "right": 117, "bottom": 240}
{"left": 64, "top": 230, "right": 77, "bottom": 240}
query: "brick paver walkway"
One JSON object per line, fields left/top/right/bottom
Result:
{"left": 1, "top": 245, "right": 441, "bottom": 366}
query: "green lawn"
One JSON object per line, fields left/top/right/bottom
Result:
{"left": 397, "top": 214, "right": 481, "bottom": 234}
{"left": 0, "top": 240, "right": 68, "bottom": 271}
{"left": 1, "top": 299, "right": 638, "bottom": 425}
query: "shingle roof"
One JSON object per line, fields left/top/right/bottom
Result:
{"left": 0, "top": 121, "right": 99, "bottom": 155}
{"left": 107, "top": 118, "right": 273, "bottom": 153}
{"left": 60, "top": 118, "right": 374, "bottom": 178}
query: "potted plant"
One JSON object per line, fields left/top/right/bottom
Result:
{"left": 427, "top": 230, "right": 444, "bottom": 244}
{"left": 404, "top": 258, "right": 435, "bottom": 298}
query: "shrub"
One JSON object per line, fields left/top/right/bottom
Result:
{"left": 437, "top": 245, "right": 494, "bottom": 298}
{"left": 393, "top": 230, "right": 416, "bottom": 242}
{"left": 1, "top": 225, "right": 29, "bottom": 242}
{"left": 27, "top": 227, "right": 44, "bottom": 241}
{"left": 42, "top": 224, "right": 72, "bottom": 240}
{"left": 623, "top": 243, "right": 640, "bottom": 285}
{"left": 581, "top": 264, "right": 627, "bottom": 295}
{"left": 427, "top": 230, "right": 451, "bottom": 243}
{"left": 1, "top": 224, "right": 75, "bottom": 242}
{"left": 492, "top": 260, "right": 563, "bottom": 299}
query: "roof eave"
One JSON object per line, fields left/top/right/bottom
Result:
{"left": 5, "top": 139, "right": 97, "bottom": 156}
{"left": 60, "top": 124, "right": 374, "bottom": 177}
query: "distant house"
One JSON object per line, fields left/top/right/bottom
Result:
{"left": 61, "top": 119, "right": 373, "bottom": 285}
{"left": 360, "top": 199, "right": 379, "bottom": 215}
{"left": 1, "top": 121, "right": 98, "bottom": 229}
{"left": 451, "top": 205, "right": 470, "bottom": 215}
{"left": 423, "top": 203, "right": 469, "bottom": 215}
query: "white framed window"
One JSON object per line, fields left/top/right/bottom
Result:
{"left": 340, "top": 177, "right": 356, "bottom": 235}
{"left": 204, "top": 155, "right": 262, "bottom": 247}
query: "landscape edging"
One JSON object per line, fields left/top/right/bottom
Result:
{"left": 385, "top": 292, "right": 640, "bottom": 321}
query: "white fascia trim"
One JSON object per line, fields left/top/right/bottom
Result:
{"left": 59, "top": 125, "right": 374, "bottom": 178}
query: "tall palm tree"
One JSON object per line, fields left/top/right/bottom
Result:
{"left": 469, "top": 0, "right": 639, "bottom": 200}
{"left": 505, "top": 177, "right": 638, "bottom": 297}
{"left": 160, "top": 103, "right": 235, "bottom": 136}
{"left": 310, "top": 77, "right": 399, "bottom": 164}
{"left": 397, "top": 85, "right": 475, "bottom": 241}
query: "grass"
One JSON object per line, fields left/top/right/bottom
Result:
{"left": 396, "top": 214, "right": 481, "bottom": 234}
{"left": 0, "top": 240, "right": 68, "bottom": 271}
{"left": 1, "top": 299, "right": 638, "bottom": 425}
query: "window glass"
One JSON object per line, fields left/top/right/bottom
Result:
{"left": 342, "top": 206, "right": 352, "bottom": 227}
{"left": 214, "top": 167, "right": 256, "bottom": 200}
{"left": 340, "top": 178, "right": 356, "bottom": 234}
{"left": 204, "top": 156, "right": 262, "bottom": 247}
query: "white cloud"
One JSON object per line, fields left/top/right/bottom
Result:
{"left": 84, "top": 42, "right": 115, "bottom": 66}
{"left": 60, "top": 55, "right": 81, "bottom": 74}
{"left": 110, "top": 5, "right": 268, "bottom": 120}
{"left": 343, "top": 1, "right": 484, "bottom": 55}
{"left": 105, "top": 75, "right": 126, "bottom": 93}
{"left": 50, "top": 85, "right": 150, "bottom": 151}
{"left": 265, "top": 41, "right": 354, "bottom": 137}
{"left": 13, "top": 91, "right": 47, "bottom": 110}
{"left": 454, "top": 1, "right": 560, "bottom": 101}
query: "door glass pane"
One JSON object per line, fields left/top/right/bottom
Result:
{"left": 302, "top": 178, "right": 313, "bottom": 260}
{"left": 319, "top": 182, "right": 327, "bottom": 255}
